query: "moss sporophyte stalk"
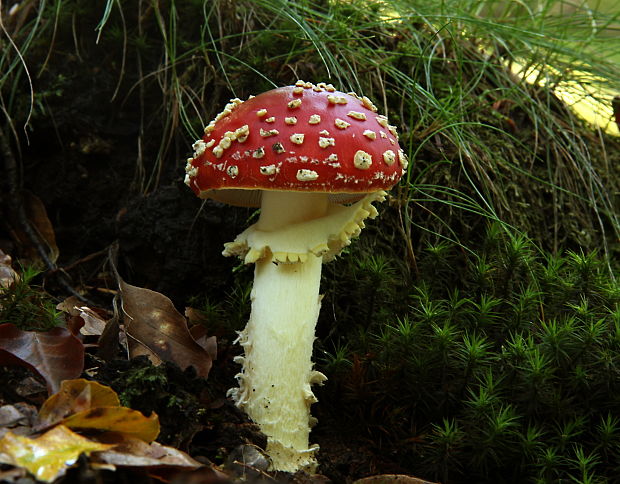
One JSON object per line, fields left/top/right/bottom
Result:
{"left": 184, "top": 82, "right": 405, "bottom": 472}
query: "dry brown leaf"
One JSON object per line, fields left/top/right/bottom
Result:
{"left": 0, "top": 403, "right": 39, "bottom": 439}
{"left": 96, "top": 299, "right": 122, "bottom": 362}
{"left": 0, "top": 249, "right": 19, "bottom": 289}
{"left": 24, "top": 191, "right": 59, "bottom": 264}
{"left": 118, "top": 280, "right": 213, "bottom": 378}
{"left": 188, "top": 321, "right": 217, "bottom": 362}
{"left": 7, "top": 191, "right": 59, "bottom": 265}
{"left": 0, "top": 324, "right": 85, "bottom": 394}
{"left": 0, "top": 425, "right": 113, "bottom": 483}
{"left": 0, "top": 405, "right": 32, "bottom": 428}
{"left": 76, "top": 307, "right": 108, "bottom": 336}
{"left": 14, "top": 376, "right": 47, "bottom": 401}
{"left": 353, "top": 475, "right": 439, "bottom": 484}
{"left": 55, "top": 296, "right": 82, "bottom": 315}
{"left": 93, "top": 435, "right": 202, "bottom": 469}
{"left": 57, "top": 297, "right": 109, "bottom": 336}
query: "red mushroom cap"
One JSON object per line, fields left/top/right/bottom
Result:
{"left": 184, "top": 81, "right": 407, "bottom": 206}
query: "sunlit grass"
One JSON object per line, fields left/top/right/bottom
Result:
{"left": 513, "top": 61, "right": 618, "bottom": 136}
{"left": 376, "top": 0, "right": 620, "bottom": 136}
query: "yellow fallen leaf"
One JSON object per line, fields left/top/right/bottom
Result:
{"left": 62, "top": 407, "right": 160, "bottom": 443}
{"left": 0, "top": 425, "right": 113, "bottom": 483}
{"left": 39, "top": 379, "right": 120, "bottom": 427}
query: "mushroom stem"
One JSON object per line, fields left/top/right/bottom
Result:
{"left": 231, "top": 190, "right": 329, "bottom": 472}
{"left": 257, "top": 190, "right": 330, "bottom": 231}
{"left": 240, "top": 254, "right": 324, "bottom": 471}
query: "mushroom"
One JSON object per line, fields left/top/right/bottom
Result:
{"left": 184, "top": 81, "right": 406, "bottom": 472}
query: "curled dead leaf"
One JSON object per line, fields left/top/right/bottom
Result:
{"left": 117, "top": 279, "right": 214, "bottom": 378}
{"left": 0, "top": 324, "right": 85, "bottom": 394}
{"left": 188, "top": 319, "right": 217, "bottom": 362}
{"left": 57, "top": 297, "right": 109, "bottom": 336}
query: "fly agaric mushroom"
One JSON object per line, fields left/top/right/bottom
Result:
{"left": 184, "top": 81, "right": 407, "bottom": 472}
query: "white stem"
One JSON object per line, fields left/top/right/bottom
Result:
{"left": 240, "top": 254, "right": 324, "bottom": 470}
{"left": 257, "top": 190, "right": 329, "bottom": 231}
{"left": 233, "top": 190, "right": 329, "bottom": 472}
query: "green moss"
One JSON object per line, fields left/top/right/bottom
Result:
{"left": 0, "top": 267, "right": 64, "bottom": 331}
{"left": 319, "top": 228, "right": 620, "bottom": 482}
{"left": 95, "top": 356, "right": 208, "bottom": 447}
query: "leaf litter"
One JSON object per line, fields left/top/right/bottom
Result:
{"left": 0, "top": 379, "right": 205, "bottom": 482}
{"left": 0, "top": 251, "right": 224, "bottom": 481}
